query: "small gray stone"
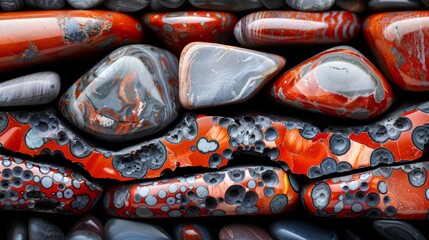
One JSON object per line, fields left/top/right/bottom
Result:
{"left": 103, "top": 0, "right": 149, "bottom": 12}
{"left": 67, "top": 0, "right": 103, "bottom": 9}
{"left": 0, "top": 0, "right": 24, "bottom": 11}
{"left": 29, "top": 218, "right": 64, "bottom": 240}
{"left": 105, "top": 218, "right": 172, "bottom": 240}
{"left": 285, "top": 0, "right": 335, "bottom": 11}
{"left": 25, "top": 0, "right": 65, "bottom": 9}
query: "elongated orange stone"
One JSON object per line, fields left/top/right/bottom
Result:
{"left": 0, "top": 10, "right": 143, "bottom": 72}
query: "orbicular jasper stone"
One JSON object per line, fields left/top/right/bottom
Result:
{"left": 335, "top": 0, "right": 367, "bottom": 12}
{"left": 285, "top": 0, "right": 335, "bottom": 11}
{"left": 7, "top": 221, "right": 27, "bottom": 240}
{"left": 143, "top": 12, "right": 237, "bottom": 53}
{"left": 269, "top": 219, "right": 338, "bottom": 240}
{"left": 25, "top": 0, "right": 65, "bottom": 9}
{"left": 270, "top": 46, "right": 393, "bottom": 119}
{"left": 0, "top": 11, "right": 143, "bottom": 72}
{"left": 368, "top": 0, "right": 423, "bottom": 11}
{"left": 219, "top": 224, "right": 273, "bottom": 240}
{"left": 373, "top": 221, "right": 425, "bottom": 240}
{"left": 179, "top": 42, "right": 285, "bottom": 109}
{"left": 149, "top": 0, "right": 185, "bottom": 10}
{"left": 363, "top": 12, "right": 429, "bottom": 91}
{"left": 105, "top": 219, "right": 171, "bottom": 240}
{"left": 188, "top": 0, "right": 263, "bottom": 11}
{"left": 0, "top": 0, "right": 24, "bottom": 11}
{"left": 235, "top": 11, "right": 361, "bottom": 47}
{"left": 103, "top": 0, "right": 149, "bottom": 12}
{"left": 0, "top": 72, "right": 60, "bottom": 106}
{"left": 29, "top": 218, "right": 64, "bottom": 240}
{"left": 59, "top": 44, "right": 180, "bottom": 142}
{"left": 67, "top": 0, "right": 104, "bottom": 9}
{"left": 172, "top": 223, "right": 213, "bottom": 240}
{"left": 67, "top": 215, "right": 105, "bottom": 240}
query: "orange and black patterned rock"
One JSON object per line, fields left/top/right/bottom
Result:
{"left": 271, "top": 46, "right": 393, "bottom": 119}
{"left": 363, "top": 12, "right": 429, "bottom": 91}
{"left": 234, "top": 11, "right": 360, "bottom": 47}
{"left": 219, "top": 224, "right": 273, "bottom": 240}
{"left": 302, "top": 161, "right": 429, "bottom": 219}
{"left": 143, "top": 12, "right": 236, "bottom": 53}
{"left": 0, "top": 10, "right": 143, "bottom": 72}
{"left": 104, "top": 166, "right": 299, "bottom": 218}
{"left": 59, "top": 44, "right": 180, "bottom": 142}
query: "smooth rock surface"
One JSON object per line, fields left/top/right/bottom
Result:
{"left": 0, "top": 0, "right": 24, "bottom": 11}
{"left": 373, "top": 220, "right": 425, "bottom": 240}
{"left": 270, "top": 46, "right": 393, "bottom": 119}
{"left": 150, "top": 0, "right": 185, "bottom": 10}
{"left": 0, "top": 72, "right": 60, "bottom": 106}
{"left": 67, "top": 215, "right": 104, "bottom": 240}
{"left": 25, "top": 0, "right": 65, "bottom": 9}
{"left": 105, "top": 219, "right": 171, "bottom": 240}
{"left": 219, "top": 224, "right": 273, "bottom": 240}
{"left": 8, "top": 221, "right": 27, "bottom": 240}
{"left": 260, "top": 0, "right": 284, "bottom": 8}
{"left": 143, "top": 11, "right": 237, "bottom": 53}
{"left": 59, "top": 44, "right": 180, "bottom": 141}
{"left": 335, "top": 0, "right": 367, "bottom": 12}
{"left": 29, "top": 218, "right": 64, "bottom": 240}
{"left": 103, "top": 0, "right": 149, "bottom": 12}
{"left": 269, "top": 219, "right": 338, "bottom": 240}
{"left": 285, "top": 0, "right": 335, "bottom": 11}
{"left": 67, "top": 0, "right": 103, "bottom": 9}
{"left": 179, "top": 42, "right": 285, "bottom": 109}
{"left": 368, "top": 0, "right": 423, "bottom": 11}
{"left": 235, "top": 11, "right": 360, "bottom": 47}
{"left": 188, "top": 0, "right": 263, "bottom": 11}
{"left": 363, "top": 11, "right": 429, "bottom": 91}
{"left": 173, "top": 223, "right": 213, "bottom": 240}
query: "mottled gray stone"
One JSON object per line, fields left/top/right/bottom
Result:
{"left": 269, "top": 219, "right": 338, "bottom": 240}
{"left": 179, "top": 42, "right": 285, "bottom": 109}
{"left": 188, "top": 0, "right": 263, "bottom": 11}
{"left": 373, "top": 220, "right": 425, "bottom": 240}
{"left": 29, "top": 218, "right": 64, "bottom": 240}
{"left": 103, "top": 0, "right": 149, "bottom": 12}
{"left": 25, "top": 0, "right": 65, "bottom": 9}
{"left": 105, "top": 219, "right": 172, "bottom": 240}
{"left": 285, "top": 0, "right": 335, "bottom": 11}
{"left": 150, "top": 0, "right": 185, "bottom": 10}
{"left": 67, "top": 0, "right": 103, "bottom": 9}
{"left": 336, "top": 0, "right": 367, "bottom": 12}
{"left": 7, "top": 221, "right": 27, "bottom": 240}
{"left": 0, "top": 0, "right": 24, "bottom": 11}
{"left": 261, "top": 0, "right": 284, "bottom": 8}
{"left": 0, "top": 72, "right": 60, "bottom": 106}
{"left": 368, "top": 0, "right": 423, "bottom": 11}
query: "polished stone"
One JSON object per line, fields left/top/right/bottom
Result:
{"left": 368, "top": 0, "right": 423, "bottom": 11}
{"left": 143, "top": 11, "right": 237, "bottom": 53}
{"left": 270, "top": 46, "right": 393, "bottom": 119}
{"left": 0, "top": 72, "right": 60, "bottom": 106}
{"left": 103, "top": 0, "right": 149, "bottom": 12}
{"left": 179, "top": 42, "right": 285, "bottom": 109}
{"left": 373, "top": 221, "right": 425, "bottom": 240}
{"left": 363, "top": 12, "right": 429, "bottom": 91}
{"left": 8, "top": 221, "right": 27, "bottom": 240}
{"left": 59, "top": 44, "right": 180, "bottom": 141}
{"left": 335, "top": 0, "right": 367, "bottom": 12}
{"left": 235, "top": 11, "right": 360, "bottom": 47}
{"left": 219, "top": 224, "right": 272, "bottom": 240}
{"left": 150, "top": 0, "right": 185, "bottom": 10}
{"left": 188, "top": 0, "right": 263, "bottom": 11}
{"left": 67, "top": 215, "right": 104, "bottom": 240}
{"left": 0, "top": 0, "right": 24, "bottom": 11}
{"left": 67, "top": 0, "right": 103, "bottom": 9}
{"left": 173, "top": 223, "right": 213, "bottom": 240}
{"left": 260, "top": 0, "right": 284, "bottom": 8}
{"left": 269, "top": 219, "right": 338, "bottom": 240}
{"left": 25, "top": 0, "right": 65, "bottom": 9}
{"left": 105, "top": 219, "right": 171, "bottom": 240}
{"left": 285, "top": 0, "right": 335, "bottom": 11}
{"left": 29, "top": 218, "right": 64, "bottom": 240}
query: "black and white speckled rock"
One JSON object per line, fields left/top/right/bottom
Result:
{"left": 285, "top": 0, "right": 335, "bottom": 11}
{"left": 0, "top": 0, "right": 24, "bottom": 11}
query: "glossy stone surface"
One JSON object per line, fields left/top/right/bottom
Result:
{"left": 0, "top": 11, "right": 143, "bottom": 73}
{"left": 302, "top": 161, "right": 429, "bottom": 219}
{"left": 67, "top": 0, "right": 104, "bottom": 9}
{"left": 150, "top": 0, "right": 185, "bottom": 10}
{"left": 103, "top": 0, "right": 149, "bottom": 12}
{"left": 219, "top": 224, "right": 273, "bottom": 240}
{"left": 363, "top": 11, "right": 429, "bottom": 91}
{"left": 285, "top": 0, "right": 335, "bottom": 11}
{"left": 235, "top": 11, "right": 361, "bottom": 47}
{"left": 0, "top": 0, "right": 24, "bottom": 11}
{"left": 335, "top": 0, "right": 367, "bottom": 12}
{"left": 67, "top": 215, "right": 105, "bottom": 240}
{"left": 143, "top": 12, "right": 237, "bottom": 53}
{"left": 373, "top": 220, "right": 425, "bottom": 240}
{"left": 7, "top": 221, "right": 27, "bottom": 240}
{"left": 188, "top": 0, "right": 263, "bottom": 11}
{"left": 368, "top": 0, "right": 423, "bottom": 11}
{"left": 179, "top": 42, "right": 285, "bottom": 109}
{"left": 105, "top": 219, "right": 171, "bottom": 240}
{"left": 59, "top": 44, "right": 180, "bottom": 142}
{"left": 260, "top": 0, "right": 284, "bottom": 9}
{"left": 269, "top": 219, "right": 338, "bottom": 240}
{"left": 25, "top": 0, "right": 65, "bottom": 9}
{"left": 172, "top": 223, "right": 213, "bottom": 240}
{"left": 0, "top": 72, "right": 60, "bottom": 106}
{"left": 271, "top": 46, "right": 393, "bottom": 119}
{"left": 105, "top": 166, "right": 298, "bottom": 217}
{"left": 28, "top": 218, "right": 64, "bottom": 240}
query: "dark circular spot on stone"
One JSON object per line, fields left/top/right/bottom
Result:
{"left": 242, "top": 191, "right": 258, "bottom": 208}
{"left": 311, "top": 183, "right": 330, "bottom": 210}
{"left": 265, "top": 127, "right": 278, "bottom": 141}
{"left": 412, "top": 125, "right": 429, "bottom": 151}
{"left": 227, "top": 169, "right": 245, "bottom": 183}
{"left": 261, "top": 170, "right": 279, "bottom": 187}
{"left": 408, "top": 168, "right": 427, "bottom": 187}
{"left": 355, "top": 191, "right": 367, "bottom": 202}
{"left": 308, "top": 166, "right": 323, "bottom": 178}
{"left": 0, "top": 112, "right": 9, "bottom": 133}
{"left": 369, "top": 124, "right": 389, "bottom": 143}
{"left": 329, "top": 133, "right": 351, "bottom": 156}
{"left": 383, "top": 196, "right": 390, "bottom": 204}
{"left": 366, "top": 192, "right": 380, "bottom": 207}
{"left": 205, "top": 196, "right": 218, "bottom": 210}
{"left": 393, "top": 117, "right": 412, "bottom": 132}
{"left": 203, "top": 172, "right": 225, "bottom": 186}
{"left": 270, "top": 194, "right": 288, "bottom": 213}
{"left": 336, "top": 162, "right": 352, "bottom": 173}
{"left": 264, "top": 187, "right": 274, "bottom": 197}
{"left": 225, "top": 185, "right": 245, "bottom": 205}
{"left": 385, "top": 206, "right": 397, "bottom": 217}
{"left": 320, "top": 157, "right": 337, "bottom": 175}
{"left": 70, "top": 139, "right": 92, "bottom": 158}
{"left": 370, "top": 148, "right": 395, "bottom": 167}
{"left": 209, "top": 153, "right": 223, "bottom": 168}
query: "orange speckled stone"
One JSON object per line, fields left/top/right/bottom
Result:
{"left": 0, "top": 10, "right": 143, "bottom": 72}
